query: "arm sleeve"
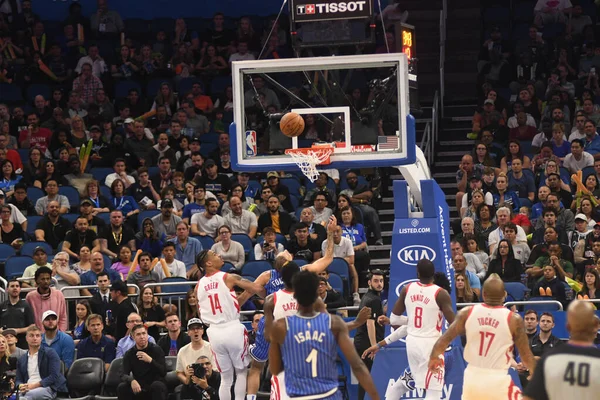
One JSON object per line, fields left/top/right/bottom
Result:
{"left": 254, "top": 243, "right": 264, "bottom": 260}
{"left": 384, "top": 326, "right": 408, "bottom": 344}
{"left": 121, "top": 351, "right": 133, "bottom": 383}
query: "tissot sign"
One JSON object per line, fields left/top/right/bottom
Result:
{"left": 291, "top": 0, "right": 373, "bottom": 22}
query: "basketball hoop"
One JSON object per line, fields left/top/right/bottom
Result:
{"left": 285, "top": 146, "right": 334, "bottom": 182}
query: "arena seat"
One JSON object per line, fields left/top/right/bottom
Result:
{"left": 91, "top": 168, "right": 114, "bottom": 183}
{"left": 504, "top": 282, "right": 530, "bottom": 302}
{"left": 194, "top": 235, "right": 215, "bottom": 250}
{"left": 0, "top": 244, "right": 16, "bottom": 263}
{"left": 96, "top": 357, "right": 124, "bottom": 399}
{"left": 232, "top": 233, "right": 254, "bottom": 260}
{"left": 58, "top": 186, "right": 81, "bottom": 211}
{"left": 5, "top": 256, "right": 32, "bottom": 279}
{"left": 25, "top": 215, "right": 42, "bottom": 237}
{"left": 57, "top": 357, "right": 105, "bottom": 399}
{"left": 21, "top": 241, "right": 53, "bottom": 257}
{"left": 241, "top": 260, "right": 272, "bottom": 279}
{"left": 328, "top": 272, "right": 345, "bottom": 296}
{"left": 26, "top": 84, "right": 52, "bottom": 103}
{"left": 0, "top": 83, "right": 23, "bottom": 104}
{"left": 137, "top": 209, "right": 160, "bottom": 228}
{"left": 27, "top": 187, "right": 45, "bottom": 204}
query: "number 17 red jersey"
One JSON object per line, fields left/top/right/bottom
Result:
{"left": 196, "top": 271, "right": 240, "bottom": 325}
{"left": 405, "top": 282, "right": 444, "bottom": 338}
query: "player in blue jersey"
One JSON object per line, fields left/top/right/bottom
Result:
{"left": 243, "top": 216, "right": 338, "bottom": 400}
{"left": 269, "top": 270, "right": 380, "bottom": 400}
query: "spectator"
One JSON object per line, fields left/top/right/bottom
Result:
{"left": 211, "top": 225, "right": 245, "bottom": 270}
{"left": 286, "top": 222, "right": 321, "bottom": 262}
{"left": 528, "top": 226, "right": 575, "bottom": 265}
{"left": 4, "top": 329, "right": 27, "bottom": 359}
{"left": 488, "top": 207, "right": 528, "bottom": 254}
{"left": 257, "top": 195, "right": 293, "bottom": 237}
{"left": 450, "top": 240, "right": 486, "bottom": 280}
{"left": 182, "top": 290, "right": 199, "bottom": 328}
{"left": 35, "top": 180, "right": 70, "bottom": 215}
{"left": 76, "top": 313, "right": 116, "bottom": 371}
{"left": 0, "top": 160, "right": 22, "bottom": 197}
{"left": 191, "top": 198, "right": 224, "bottom": 238}
{"left": 151, "top": 157, "right": 175, "bottom": 192}
{"left": 155, "top": 242, "right": 186, "bottom": 280}
{"left": 90, "top": 0, "right": 124, "bottom": 37}
{"left": 534, "top": 0, "right": 570, "bottom": 28}
{"left": 18, "top": 113, "right": 52, "bottom": 154}
{"left": 264, "top": 171, "right": 293, "bottom": 213}
{"left": 454, "top": 217, "right": 486, "bottom": 251}
{"left": 302, "top": 172, "right": 336, "bottom": 207}
{"left": 50, "top": 251, "right": 81, "bottom": 295}
{"left": 254, "top": 227, "right": 285, "bottom": 261}
{"left": 105, "top": 158, "right": 135, "bottom": 189}
{"left": 63, "top": 216, "right": 101, "bottom": 259}
{"left": 309, "top": 191, "right": 334, "bottom": 225}
{"left": 474, "top": 203, "right": 497, "bottom": 247}
{"left": 317, "top": 275, "right": 346, "bottom": 310}
{"left": 529, "top": 312, "right": 563, "bottom": 360}
{"left": 182, "top": 184, "right": 208, "bottom": 224}
{"left": 128, "top": 168, "right": 159, "bottom": 212}
{"left": 72, "top": 62, "right": 103, "bottom": 105}
{"left": 460, "top": 179, "right": 494, "bottom": 219}
{"left": 452, "top": 254, "right": 481, "bottom": 297}
{"left": 470, "top": 100, "right": 506, "bottom": 139}
{"left": 340, "top": 170, "right": 383, "bottom": 245}
{"left": 294, "top": 207, "right": 327, "bottom": 243}
{"left": 501, "top": 140, "right": 532, "bottom": 173}
{"left": 75, "top": 44, "right": 107, "bottom": 78}
{"left": 127, "top": 252, "right": 161, "bottom": 294}
{"left": 531, "top": 186, "right": 552, "bottom": 221}
{"left": 7, "top": 183, "right": 35, "bottom": 217}
{"left": 568, "top": 213, "right": 592, "bottom": 254}
{"left": 462, "top": 234, "right": 489, "bottom": 271}
{"left": 71, "top": 300, "right": 91, "bottom": 343}
{"left": 15, "top": 326, "right": 68, "bottom": 398}
{"left": 110, "top": 179, "right": 140, "bottom": 229}
{"left": 244, "top": 76, "right": 280, "bottom": 110}
{"left": 486, "top": 239, "right": 523, "bottom": 282}
{"left": 109, "top": 281, "right": 138, "bottom": 344}
{"left": 509, "top": 111, "right": 538, "bottom": 141}
{"left": 223, "top": 196, "right": 258, "bottom": 239}
{"left": 253, "top": 185, "right": 275, "bottom": 217}
{"left": 40, "top": 310, "right": 75, "bottom": 370}
{"left": 0, "top": 204, "right": 24, "bottom": 249}
{"left": 455, "top": 272, "right": 479, "bottom": 303}
{"left": 583, "top": 119, "right": 600, "bottom": 155}
{"left": 181, "top": 100, "right": 210, "bottom": 135}
{"left": 563, "top": 139, "right": 593, "bottom": 174}
{"left": 534, "top": 192, "right": 574, "bottom": 232}
{"left": 197, "top": 159, "right": 231, "bottom": 201}
{"left": 507, "top": 158, "right": 535, "bottom": 207}
{"left": 578, "top": 268, "right": 600, "bottom": 299}
{"left": 25, "top": 267, "right": 68, "bottom": 332}
{"left": 500, "top": 223, "right": 531, "bottom": 264}
{"left": 492, "top": 173, "right": 520, "bottom": 212}
{"left": 322, "top": 225, "right": 360, "bottom": 285}
{"left": 21, "top": 247, "right": 53, "bottom": 287}
{"left": 117, "top": 324, "right": 167, "bottom": 400}
{"left": 137, "top": 287, "right": 165, "bottom": 342}
{"left": 176, "top": 319, "right": 217, "bottom": 399}
{"left": 89, "top": 271, "right": 113, "bottom": 318}
{"left": 157, "top": 313, "right": 190, "bottom": 356}
{"left": 151, "top": 199, "right": 181, "bottom": 240}
{"left": 531, "top": 241, "right": 575, "bottom": 280}
{"left": 34, "top": 160, "right": 66, "bottom": 190}
{"left": 111, "top": 245, "right": 137, "bottom": 280}
{"left": 172, "top": 221, "right": 203, "bottom": 278}
{"left": 0, "top": 279, "right": 35, "bottom": 348}
{"left": 80, "top": 252, "right": 121, "bottom": 296}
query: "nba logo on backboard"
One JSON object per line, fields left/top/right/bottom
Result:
{"left": 245, "top": 130, "right": 257, "bottom": 157}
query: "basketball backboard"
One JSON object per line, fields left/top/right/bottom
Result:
{"left": 229, "top": 53, "right": 416, "bottom": 173}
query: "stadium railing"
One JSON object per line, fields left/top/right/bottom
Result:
{"left": 59, "top": 284, "right": 141, "bottom": 321}
{"left": 457, "top": 300, "right": 564, "bottom": 311}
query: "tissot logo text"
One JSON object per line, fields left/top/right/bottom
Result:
{"left": 297, "top": 1, "right": 367, "bottom": 15}
{"left": 397, "top": 245, "right": 436, "bottom": 266}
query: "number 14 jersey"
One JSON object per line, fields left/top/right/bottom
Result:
{"left": 197, "top": 271, "right": 240, "bottom": 325}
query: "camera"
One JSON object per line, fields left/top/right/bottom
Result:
{"left": 190, "top": 363, "right": 206, "bottom": 379}
{"left": 0, "top": 371, "right": 16, "bottom": 395}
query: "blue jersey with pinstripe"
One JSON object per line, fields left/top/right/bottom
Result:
{"left": 282, "top": 312, "right": 338, "bottom": 398}
{"left": 265, "top": 269, "right": 284, "bottom": 296}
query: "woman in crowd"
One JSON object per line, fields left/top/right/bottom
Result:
{"left": 72, "top": 300, "right": 91, "bottom": 344}
{"left": 152, "top": 82, "right": 180, "bottom": 116}
{"left": 111, "top": 246, "right": 138, "bottom": 280}
{"left": 461, "top": 188, "right": 490, "bottom": 220}
{"left": 572, "top": 195, "right": 599, "bottom": 226}
{"left": 138, "top": 286, "right": 166, "bottom": 341}
{"left": 71, "top": 245, "right": 92, "bottom": 275}
{"left": 195, "top": 44, "right": 227, "bottom": 78}
{"left": 254, "top": 226, "right": 285, "bottom": 261}
{"left": 0, "top": 334, "right": 14, "bottom": 394}
{"left": 334, "top": 193, "right": 363, "bottom": 224}
{"left": 22, "top": 148, "right": 44, "bottom": 185}
{"left": 48, "top": 129, "right": 75, "bottom": 159}
{"left": 493, "top": 173, "right": 520, "bottom": 213}
{"left": 135, "top": 218, "right": 165, "bottom": 258}
{"left": 0, "top": 160, "right": 21, "bottom": 197}
{"left": 34, "top": 160, "right": 64, "bottom": 189}
{"left": 0, "top": 205, "right": 22, "bottom": 250}
{"left": 211, "top": 225, "right": 245, "bottom": 270}
{"left": 69, "top": 115, "right": 89, "bottom": 149}
{"left": 540, "top": 159, "right": 570, "bottom": 192}
{"left": 455, "top": 272, "right": 478, "bottom": 303}
{"left": 84, "top": 179, "right": 111, "bottom": 215}
{"left": 486, "top": 239, "right": 522, "bottom": 282}
{"left": 339, "top": 205, "right": 370, "bottom": 285}
{"left": 578, "top": 268, "right": 600, "bottom": 299}
{"left": 183, "top": 288, "right": 199, "bottom": 328}
{"left": 110, "top": 178, "right": 140, "bottom": 229}
{"left": 463, "top": 233, "right": 489, "bottom": 270}
{"left": 236, "top": 16, "right": 261, "bottom": 51}
{"left": 475, "top": 204, "right": 497, "bottom": 247}
{"left": 500, "top": 140, "right": 531, "bottom": 173}
{"left": 472, "top": 141, "right": 496, "bottom": 167}
{"left": 176, "top": 136, "right": 190, "bottom": 161}
{"left": 111, "top": 44, "right": 140, "bottom": 79}
{"left": 534, "top": 264, "right": 568, "bottom": 307}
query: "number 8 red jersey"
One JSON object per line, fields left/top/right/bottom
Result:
{"left": 196, "top": 271, "right": 240, "bottom": 325}
{"left": 405, "top": 282, "right": 444, "bottom": 338}
{"left": 463, "top": 304, "right": 514, "bottom": 371}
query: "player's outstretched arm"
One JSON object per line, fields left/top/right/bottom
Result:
{"left": 236, "top": 271, "right": 269, "bottom": 305}
{"left": 332, "top": 315, "right": 380, "bottom": 400}
{"left": 304, "top": 216, "right": 337, "bottom": 274}
{"left": 263, "top": 294, "right": 275, "bottom": 340}
{"left": 226, "top": 273, "right": 264, "bottom": 295}
{"left": 428, "top": 306, "right": 471, "bottom": 371}
{"left": 362, "top": 324, "right": 408, "bottom": 360}
{"left": 268, "top": 318, "right": 286, "bottom": 376}
{"left": 511, "top": 312, "right": 536, "bottom": 377}
{"left": 346, "top": 306, "right": 371, "bottom": 331}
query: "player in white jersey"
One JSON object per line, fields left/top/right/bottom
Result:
{"left": 429, "top": 274, "right": 536, "bottom": 400}
{"left": 195, "top": 249, "right": 264, "bottom": 400}
{"left": 388, "top": 260, "right": 455, "bottom": 400}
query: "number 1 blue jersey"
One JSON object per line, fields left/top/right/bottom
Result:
{"left": 282, "top": 312, "right": 338, "bottom": 398}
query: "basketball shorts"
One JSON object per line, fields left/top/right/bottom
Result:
{"left": 250, "top": 317, "right": 269, "bottom": 363}
{"left": 406, "top": 335, "right": 444, "bottom": 391}
{"left": 462, "top": 365, "right": 522, "bottom": 400}
{"left": 206, "top": 320, "right": 250, "bottom": 372}
{"left": 271, "top": 372, "right": 289, "bottom": 400}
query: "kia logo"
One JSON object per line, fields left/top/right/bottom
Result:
{"left": 397, "top": 245, "right": 436, "bottom": 266}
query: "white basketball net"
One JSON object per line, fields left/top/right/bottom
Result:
{"left": 287, "top": 149, "right": 333, "bottom": 182}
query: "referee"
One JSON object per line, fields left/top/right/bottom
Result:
{"left": 524, "top": 300, "right": 600, "bottom": 400}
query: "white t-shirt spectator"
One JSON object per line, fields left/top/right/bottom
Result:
{"left": 488, "top": 225, "right": 528, "bottom": 254}
{"left": 105, "top": 173, "right": 135, "bottom": 188}
{"left": 154, "top": 259, "right": 186, "bottom": 280}
{"left": 310, "top": 207, "right": 333, "bottom": 225}
{"left": 563, "top": 151, "right": 594, "bottom": 174}
{"left": 175, "top": 341, "right": 216, "bottom": 372}
{"left": 190, "top": 213, "right": 225, "bottom": 238}
{"left": 461, "top": 191, "right": 494, "bottom": 209}
{"left": 532, "top": 132, "right": 566, "bottom": 148}
{"left": 254, "top": 242, "right": 285, "bottom": 260}
{"left": 568, "top": 129, "right": 585, "bottom": 141}
{"left": 322, "top": 237, "right": 354, "bottom": 259}
{"left": 229, "top": 52, "right": 256, "bottom": 63}
{"left": 507, "top": 113, "right": 537, "bottom": 128}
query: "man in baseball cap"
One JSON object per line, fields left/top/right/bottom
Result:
{"left": 41, "top": 310, "right": 76, "bottom": 369}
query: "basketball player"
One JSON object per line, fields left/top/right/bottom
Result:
{"left": 245, "top": 216, "right": 338, "bottom": 400}
{"left": 195, "top": 249, "right": 264, "bottom": 400}
{"left": 524, "top": 300, "right": 600, "bottom": 400}
{"left": 428, "top": 274, "right": 536, "bottom": 400}
{"left": 388, "top": 260, "right": 455, "bottom": 400}
{"left": 269, "top": 270, "right": 381, "bottom": 400}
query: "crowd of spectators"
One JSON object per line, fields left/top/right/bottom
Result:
{"left": 457, "top": 0, "right": 600, "bottom": 310}
{"left": 0, "top": 0, "right": 394, "bottom": 398}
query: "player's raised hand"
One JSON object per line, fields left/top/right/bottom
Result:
{"left": 326, "top": 215, "right": 338, "bottom": 232}
{"left": 279, "top": 250, "right": 293, "bottom": 262}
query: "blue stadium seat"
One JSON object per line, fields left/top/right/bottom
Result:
{"left": 115, "top": 81, "right": 142, "bottom": 99}
{"left": 221, "top": 261, "right": 236, "bottom": 272}
{"left": 199, "top": 143, "right": 217, "bottom": 158}
{"left": 328, "top": 272, "right": 345, "bottom": 296}
{"left": 125, "top": 19, "right": 150, "bottom": 37}
{"left": 504, "top": 282, "right": 530, "bottom": 302}
{"left": 583, "top": 165, "right": 595, "bottom": 180}
{"left": 138, "top": 210, "right": 160, "bottom": 228}
{"left": 161, "top": 277, "right": 192, "bottom": 300}
{"left": 339, "top": 174, "right": 367, "bottom": 191}
{"left": 209, "top": 76, "right": 232, "bottom": 96}
{"left": 97, "top": 212, "right": 111, "bottom": 225}
{"left": 193, "top": 235, "right": 215, "bottom": 250}
{"left": 0, "top": 84, "right": 23, "bottom": 104}
{"left": 200, "top": 132, "right": 219, "bottom": 144}
{"left": 21, "top": 241, "right": 53, "bottom": 257}
{"left": 289, "top": 194, "right": 300, "bottom": 210}
{"left": 27, "top": 187, "right": 45, "bottom": 205}
{"left": 177, "top": 78, "right": 199, "bottom": 96}
{"left": 146, "top": 78, "right": 172, "bottom": 98}
{"left": 247, "top": 180, "right": 262, "bottom": 197}
{"left": 483, "top": 6, "right": 510, "bottom": 25}
{"left": 26, "top": 216, "right": 42, "bottom": 237}
{"left": 294, "top": 259, "right": 308, "bottom": 267}
{"left": 241, "top": 260, "right": 272, "bottom": 279}
{"left": 281, "top": 178, "right": 302, "bottom": 197}
{"left": 305, "top": 177, "right": 337, "bottom": 193}
{"left": 5, "top": 255, "right": 33, "bottom": 279}
{"left": 147, "top": 167, "right": 159, "bottom": 177}
{"left": 26, "top": 84, "right": 51, "bottom": 103}
{"left": 232, "top": 234, "right": 254, "bottom": 261}
{"left": 58, "top": 186, "right": 80, "bottom": 211}
{"left": 91, "top": 168, "right": 114, "bottom": 183}
{"left": 18, "top": 149, "right": 29, "bottom": 166}
{"left": 327, "top": 258, "right": 350, "bottom": 282}
{"left": 102, "top": 254, "right": 113, "bottom": 270}
{"left": 100, "top": 185, "right": 111, "bottom": 199}
{"left": 0, "top": 244, "right": 16, "bottom": 263}
{"left": 62, "top": 213, "right": 79, "bottom": 226}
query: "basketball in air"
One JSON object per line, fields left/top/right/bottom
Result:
{"left": 280, "top": 112, "right": 305, "bottom": 137}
